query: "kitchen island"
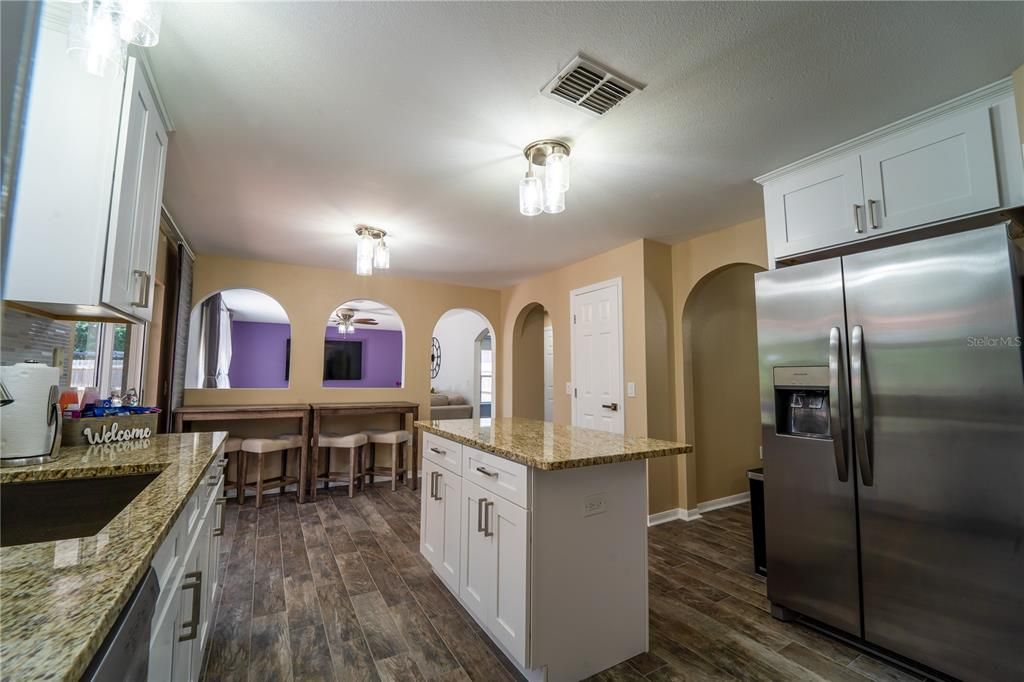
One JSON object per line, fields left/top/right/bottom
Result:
{"left": 415, "top": 418, "right": 691, "bottom": 682}
{"left": 0, "top": 431, "right": 227, "bottom": 681}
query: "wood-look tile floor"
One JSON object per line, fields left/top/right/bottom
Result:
{"left": 202, "top": 488, "right": 923, "bottom": 682}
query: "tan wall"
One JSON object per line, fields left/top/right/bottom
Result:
{"left": 184, "top": 254, "right": 502, "bottom": 424}
{"left": 685, "top": 264, "right": 764, "bottom": 504}
{"left": 498, "top": 240, "right": 649, "bottom": 437}
{"left": 671, "top": 217, "right": 769, "bottom": 510}
{"left": 512, "top": 303, "right": 546, "bottom": 420}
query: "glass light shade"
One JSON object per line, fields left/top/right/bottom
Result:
{"left": 544, "top": 150, "right": 570, "bottom": 194}
{"left": 336, "top": 323, "right": 345, "bottom": 334}
{"left": 117, "top": 0, "right": 162, "bottom": 47}
{"left": 542, "top": 188, "right": 565, "bottom": 214}
{"left": 68, "top": 3, "right": 126, "bottom": 78}
{"left": 373, "top": 239, "right": 390, "bottom": 269}
{"left": 355, "top": 234, "right": 375, "bottom": 276}
{"left": 519, "top": 175, "right": 542, "bottom": 216}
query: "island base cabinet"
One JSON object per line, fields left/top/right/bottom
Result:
{"left": 420, "top": 457, "right": 461, "bottom": 594}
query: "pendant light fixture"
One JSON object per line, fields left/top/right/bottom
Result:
{"left": 354, "top": 225, "right": 390, "bottom": 276}
{"left": 65, "top": 0, "right": 163, "bottom": 77}
{"left": 518, "top": 139, "right": 571, "bottom": 217}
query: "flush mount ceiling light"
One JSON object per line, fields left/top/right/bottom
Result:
{"left": 354, "top": 225, "right": 390, "bottom": 276}
{"left": 519, "top": 139, "right": 571, "bottom": 217}
{"left": 65, "top": 0, "right": 163, "bottom": 77}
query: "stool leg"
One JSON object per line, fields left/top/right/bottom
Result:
{"left": 280, "top": 450, "right": 287, "bottom": 496}
{"left": 391, "top": 443, "right": 398, "bottom": 491}
{"left": 348, "top": 447, "right": 356, "bottom": 498}
{"left": 311, "top": 446, "right": 320, "bottom": 501}
{"left": 256, "top": 452, "right": 265, "bottom": 509}
{"left": 239, "top": 454, "right": 247, "bottom": 505}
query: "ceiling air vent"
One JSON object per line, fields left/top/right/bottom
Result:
{"left": 542, "top": 55, "right": 644, "bottom": 117}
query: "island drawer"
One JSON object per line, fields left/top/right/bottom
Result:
{"left": 463, "top": 446, "right": 528, "bottom": 508}
{"left": 423, "top": 433, "right": 463, "bottom": 475}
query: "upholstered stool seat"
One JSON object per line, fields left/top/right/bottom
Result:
{"left": 239, "top": 437, "right": 300, "bottom": 507}
{"left": 363, "top": 430, "right": 412, "bottom": 490}
{"left": 276, "top": 432, "right": 305, "bottom": 448}
{"left": 312, "top": 432, "right": 368, "bottom": 500}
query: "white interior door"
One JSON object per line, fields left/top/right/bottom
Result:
{"left": 571, "top": 279, "right": 624, "bottom": 433}
{"left": 543, "top": 326, "right": 554, "bottom": 422}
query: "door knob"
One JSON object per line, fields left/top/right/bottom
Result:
{"left": 601, "top": 402, "right": 619, "bottom": 411}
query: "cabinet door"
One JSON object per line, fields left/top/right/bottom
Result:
{"left": 459, "top": 480, "right": 495, "bottom": 627}
{"left": 436, "top": 469, "right": 462, "bottom": 594}
{"left": 148, "top": 568, "right": 183, "bottom": 680}
{"left": 861, "top": 107, "right": 999, "bottom": 233}
{"left": 489, "top": 496, "right": 529, "bottom": 666}
{"left": 102, "top": 58, "right": 167, "bottom": 320}
{"left": 764, "top": 155, "right": 866, "bottom": 258}
{"left": 420, "top": 458, "right": 444, "bottom": 569}
{"left": 173, "top": 548, "right": 198, "bottom": 682}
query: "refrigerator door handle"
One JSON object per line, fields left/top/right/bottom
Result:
{"left": 850, "top": 325, "right": 874, "bottom": 486}
{"left": 828, "top": 327, "right": 849, "bottom": 482}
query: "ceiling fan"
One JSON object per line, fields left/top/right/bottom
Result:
{"left": 329, "top": 307, "right": 379, "bottom": 334}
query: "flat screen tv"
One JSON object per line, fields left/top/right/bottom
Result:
{"left": 323, "top": 340, "right": 363, "bottom": 380}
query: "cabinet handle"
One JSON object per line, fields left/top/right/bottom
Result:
{"left": 428, "top": 471, "right": 435, "bottom": 499}
{"left": 475, "top": 466, "right": 498, "bottom": 478}
{"left": 178, "top": 571, "right": 202, "bottom": 642}
{"left": 483, "top": 501, "right": 494, "bottom": 538}
{"left": 132, "top": 270, "right": 150, "bottom": 308}
{"left": 477, "top": 497, "right": 487, "bottom": 533}
{"left": 213, "top": 498, "right": 226, "bottom": 537}
{"left": 867, "top": 199, "right": 880, "bottom": 229}
{"left": 429, "top": 447, "right": 445, "bottom": 455}
{"left": 433, "top": 472, "right": 443, "bottom": 501}
{"left": 853, "top": 204, "right": 864, "bottom": 233}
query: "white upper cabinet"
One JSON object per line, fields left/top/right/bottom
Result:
{"left": 759, "top": 79, "right": 1023, "bottom": 264}
{"left": 764, "top": 155, "right": 867, "bottom": 256}
{"left": 4, "top": 5, "right": 169, "bottom": 322}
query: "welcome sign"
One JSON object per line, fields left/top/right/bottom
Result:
{"left": 62, "top": 413, "right": 159, "bottom": 447}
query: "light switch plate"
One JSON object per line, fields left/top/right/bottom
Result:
{"left": 584, "top": 492, "right": 607, "bottom": 517}
{"left": 627, "top": 382, "right": 636, "bottom": 397}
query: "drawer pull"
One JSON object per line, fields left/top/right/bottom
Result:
{"left": 475, "top": 466, "right": 498, "bottom": 478}
{"left": 429, "top": 447, "right": 445, "bottom": 455}
{"left": 867, "top": 199, "right": 881, "bottom": 229}
{"left": 178, "top": 571, "right": 202, "bottom": 642}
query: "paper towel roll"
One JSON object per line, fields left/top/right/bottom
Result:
{"left": 1, "top": 363, "right": 61, "bottom": 460}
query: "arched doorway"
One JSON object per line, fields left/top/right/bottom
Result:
{"left": 682, "top": 263, "right": 766, "bottom": 506}
{"left": 512, "top": 302, "right": 549, "bottom": 420}
{"left": 430, "top": 308, "right": 496, "bottom": 420}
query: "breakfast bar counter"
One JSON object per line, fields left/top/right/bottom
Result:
{"left": 0, "top": 431, "right": 227, "bottom": 681}
{"left": 413, "top": 418, "right": 690, "bottom": 681}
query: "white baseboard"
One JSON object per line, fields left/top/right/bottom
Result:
{"left": 648, "top": 491, "right": 750, "bottom": 526}
{"left": 697, "top": 491, "right": 750, "bottom": 514}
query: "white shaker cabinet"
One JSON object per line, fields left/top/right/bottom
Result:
{"left": 759, "top": 79, "right": 1022, "bottom": 264}
{"left": 4, "top": 4, "right": 169, "bottom": 322}
{"left": 421, "top": 456, "right": 461, "bottom": 594}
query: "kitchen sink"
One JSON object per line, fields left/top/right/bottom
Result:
{"left": 1, "top": 473, "right": 160, "bottom": 547}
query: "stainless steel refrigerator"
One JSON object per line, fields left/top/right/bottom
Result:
{"left": 755, "top": 223, "right": 1024, "bottom": 681}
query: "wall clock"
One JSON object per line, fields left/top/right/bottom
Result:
{"left": 431, "top": 337, "right": 442, "bottom": 378}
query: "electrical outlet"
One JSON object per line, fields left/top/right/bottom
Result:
{"left": 759, "top": 446, "right": 763, "bottom": 460}
{"left": 627, "top": 382, "right": 636, "bottom": 397}
{"left": 584, "top": 492, "right": 607, "bottom": 517}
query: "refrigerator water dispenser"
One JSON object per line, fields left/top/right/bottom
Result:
{"left": 773, "top": 366, "right": 830, "bottom": 438}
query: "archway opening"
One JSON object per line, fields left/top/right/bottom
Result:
{"left": 323, "top": 299, "right": 404, "bottom": 388}
{"left": 512, "top": 302, "right": 549, "bottom": 420}
{"left": 185, "top": 288, "right": 291, "bottom": 389}
{"left": 430, "top": 308, "right": 496, "bottom": 420}
{"left": 682, "top": 263, "right": 766, "bottom": 505}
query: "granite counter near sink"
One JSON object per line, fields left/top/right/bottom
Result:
{"left": 414, "top": 417, "right": 692, "bottom": 469}
{"left": 0, "top": 431, "right": 227, "bottom": 681}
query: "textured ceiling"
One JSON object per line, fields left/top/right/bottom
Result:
{"left": 151, "top": 2, "right": 1024, "bottom": 288}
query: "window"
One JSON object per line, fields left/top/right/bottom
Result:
{"left": 70, "top": 321, "right": 143, "bottom": 398}
{"left": 479, "top": 334, "right": 493, "bottom": 418}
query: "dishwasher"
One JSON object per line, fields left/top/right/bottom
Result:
{"left": 81, "top": 567, "right": 159, "bottom": 681}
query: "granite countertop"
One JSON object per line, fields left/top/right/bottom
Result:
{"left": 415, "top": 417, "right": 691, "bottom": 470}
{"left": 0, "top": 431, "right": 227, "bottom": 681}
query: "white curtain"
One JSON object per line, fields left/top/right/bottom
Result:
{"left": 216, "top": 299, "right": 232, "bottom": 388}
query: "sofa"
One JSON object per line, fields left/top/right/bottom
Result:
{"left": 430, "top": 392, "right": 473, "bottom": 419}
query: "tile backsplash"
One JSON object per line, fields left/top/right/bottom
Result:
{"left": 1, "top": 305, "right": 74, "bottom": 386}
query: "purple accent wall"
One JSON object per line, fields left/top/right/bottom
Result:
{"left": 323, "top": 327, "right": 403, "bottom": 388}
{"left": 228, "top": 321, "right": 291, "bottom": 388}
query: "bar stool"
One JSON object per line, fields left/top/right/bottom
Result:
{"left": 312, "top": 432, "right": 368, "bottom": 500}
{"left": 362, "top": 430, "right": 411, "bottom": 491}
{"left": 239, "top": 437, "right": 300, "bottom": 507}
{"left": 222, "top": 436, "right": 243, "bottom": 502}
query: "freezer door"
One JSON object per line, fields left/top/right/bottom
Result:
{"left": 843, "top": 224, "right": 1024, "bottom": 682}
{"left": 754, "top": 259, "right": 861, "bottom": 636}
